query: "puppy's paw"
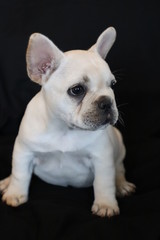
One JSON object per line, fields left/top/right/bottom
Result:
{"left": 0, "top": 176, "right": 11, "bottom": 194}
{"left": 92, "top": 201, "right": 120, "bottom": 218}
{"left": 116, "top": 181, "right": 136, "bottom": 197}
{"left": 2, "top": 189, "right": 28, "bottom": 207}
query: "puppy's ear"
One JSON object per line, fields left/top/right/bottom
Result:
{"left": 89, "top": 27, "right": 116, "bottom": 59}
{"left": 26, "top": 33, "right": 64, "bottom": 85}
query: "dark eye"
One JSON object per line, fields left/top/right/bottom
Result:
{"left": 68, "top": 85, "right": 85, "bottom": 97}
{"left": 110, "top": 79, "right": 117, "bottom": 89}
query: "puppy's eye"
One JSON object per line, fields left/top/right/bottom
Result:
{"left": 110, "top": 79, "right": 117, "bottom": 89}
{"left": 68, "top": 85, "right": 85, "bottom": 97}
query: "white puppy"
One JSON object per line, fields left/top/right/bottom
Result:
{"left": 0, "top": 27, "right": 135, "bottom": 217}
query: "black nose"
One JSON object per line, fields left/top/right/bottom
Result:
{"left": 97, "top": 96, "right": 112, "bottom": 112}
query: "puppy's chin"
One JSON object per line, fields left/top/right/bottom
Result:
{"left": 68, "top": 123, "right": 109, "bottom": 131}
{"left": 82, "top": 116, "right": 118, "bottom": 131}
{"left": 68, "top": 123, "right": 93, "bottom": 131}
{"left": 67, "top": 112, "right": 118, "bottom": 131}
{"left": 68, "top": 119, "right": 117, "bottom": 131}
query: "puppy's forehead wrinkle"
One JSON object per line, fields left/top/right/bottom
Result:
{"left": 83, "top": 76, "right": 90, "bottom": 83}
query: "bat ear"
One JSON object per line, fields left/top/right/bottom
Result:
{"left": 89, "top": 27, "right": 116, "bottom": 59}
{"left": 26, "top": 33, "right": 64, "bottom": 85}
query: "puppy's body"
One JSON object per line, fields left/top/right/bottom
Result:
{"left": 34, "top": 126, "right": 124, "bottom": 188}
{"left": 0, "top": 27, "right": 135, "bottom": 217}
{"left": 17, "top": 88, "right": 124, "bottom": 188}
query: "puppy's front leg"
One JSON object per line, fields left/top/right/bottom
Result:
{"left": 1, "top": 138, "right": 33, "bottom": 207}
{"left": 92, "top": 154, "right": 119, "bottom": 217}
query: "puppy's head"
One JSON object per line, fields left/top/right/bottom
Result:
{"left": 26, "top": 27, "right": 118, "bottom": 130}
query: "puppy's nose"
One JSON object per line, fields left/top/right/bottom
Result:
{"left": 97, "top": 96, "right": 112, "bottom": 112}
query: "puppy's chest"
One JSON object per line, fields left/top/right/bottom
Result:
{"left": 33, "top": 149, "right": 94, "bottom": 187}
{"left": 32, "top": 130, "right": 96, "bottom": 153}
{"left": 35, "top": 150, "right": 93, "bottom": 173}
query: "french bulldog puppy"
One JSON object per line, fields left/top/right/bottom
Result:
{"left": 0, "top": 27, "right": 135, "bottom": 217}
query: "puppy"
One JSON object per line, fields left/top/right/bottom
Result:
{"left": 0, "top": 27, "right": 135, "bottom": 217}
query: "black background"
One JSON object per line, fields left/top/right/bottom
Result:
{"left": 0, "top": 0, "right": 160, "bottom": 239}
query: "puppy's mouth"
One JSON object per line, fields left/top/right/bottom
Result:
{"left": 101, "top": 113, "right": 117, "bottom": 126}
{"left": 69, "top": 113, "right": 117, "bottom": 131}
{"left": 69, "top": 123, "right": 94, "bottom": 131}
{"left": 82, "top": 111, "right": 118, "bottom": 131}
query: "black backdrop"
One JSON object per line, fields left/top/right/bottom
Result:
{"left": 0, "top": 0, "right": 160, "bottom": 239}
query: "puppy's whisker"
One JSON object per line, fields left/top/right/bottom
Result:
{"left": 118, "top": 112, "right": 125, "bottom": 127}
{"left": 117, "top": 103, "right": 128, "bottom": 108}
{"left": 114, "top": 72, "right": 126, "bottom": 76}
{"left": 115, "top": 76, "right": 123, "bottom": 82}
{"left": 114, "top": 74, "right": 126, "bottom": 79}
{"left": 115, "top": 75, "right": 126, "bottom": 80}
{"left": 113, "top": 68, "right": 126, "bottom": 72}
{"left": 112, "top": 69, "right": 126, "bottom": 75}
{"left": 117, "top": 103, "right": 128, "bottom": 127}
{"left": 113, "top": 69, "right": 126, "bottom": 83}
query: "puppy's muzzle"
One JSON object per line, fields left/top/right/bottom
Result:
{"left": 82, "top": 96, "right": 118, "bottom": 130}
{"left": 96, "top": 96, "right": 115, "bottom": 125}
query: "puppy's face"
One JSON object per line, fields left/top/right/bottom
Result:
{"left": 26, "top": 27, "right": 118, "bottom": 130}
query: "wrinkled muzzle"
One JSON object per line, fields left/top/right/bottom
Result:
{"left": 82, "top": 96, "right": 118, "bottom": 130}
